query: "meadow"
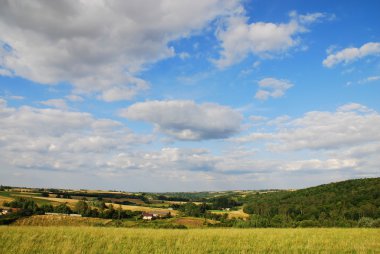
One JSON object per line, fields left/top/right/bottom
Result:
{"left": 0, "top": 227, "right": 379, "bottom": 254}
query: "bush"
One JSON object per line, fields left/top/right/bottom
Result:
{"left": 372, "top": 219, "right": 380, "bottom": 228}
{"left": 298, "top": 220, "right": 320, "bottom": 228}
{"left": 358, "top": 217, "right": 374, "bottom": 228}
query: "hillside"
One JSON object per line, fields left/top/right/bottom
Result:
{"left": 243, "top": 178, "right": 380, "bottom": 227}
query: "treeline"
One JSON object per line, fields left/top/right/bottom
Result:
{"left": 153, "top": 192, "right": 215, "bottom": 202}
{"left": 48, "top": 191, "right": 149, "bottom": 202}
{"left": 74, "top": 200, "right": 140, "bottom": 219}
{"left": 241, "top": 178, "right": 380, "bottom": 227}
{"left": 3, "top": 198, "right": 70, "bottom": 216}
{"left": 1, "top": 198, "right": 141, "bottom": 222}
{"left": 156, "top": 195, "right": 190, "bottom": 202}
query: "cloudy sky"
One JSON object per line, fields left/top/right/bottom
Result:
{"left": 0, "top": 0, "right": 379, "bottom": 191}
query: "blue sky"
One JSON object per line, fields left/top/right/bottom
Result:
{"left": 0, "top": 0, "right": 379, "bottom": 191}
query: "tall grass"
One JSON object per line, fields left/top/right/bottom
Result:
{"left": 1, "top": 227, "right": 379, "bottom": 253}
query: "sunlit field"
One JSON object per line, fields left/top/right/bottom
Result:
{"left": 1, "top": 227, "right": 379, "bottom": 253}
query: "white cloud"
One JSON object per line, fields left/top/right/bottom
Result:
{"left": 229, "top": 103, "right": 380, "bottom": 178}
{"left": 0, "top": 0, "right": 240, "bottom": 101}
{"left": 280, "top": 159, "right": 358, "bottom": 172}
{"left": 65, "top": 94, "right": 84, "bottom": 102}
{"left": 215, "top": 11, "right": 328, "bottom": 68}
{"left": 234, "top": 103, "right": 380, "bottom": 152}
{"left": 0, "top": 99, "right": 151, "bottom": 171}
{"left": 9, "top": 95, "right": 24, "bottom": 100}
{"left": 1, "top": 98, "right": 379, "bottom": 189}
{"left": 249, "top": 115, "right": 267, "bottom": 122}
{"left": 337, "top": 103, "right": 373, "bottom": 113}
{"left": 40, "top": 99, "right": 68, "bottom": 110}
{"left": 358, "top": 75, "right": 380, "bottom": 84}
{"left": 120, "top": 100, "right": 242, "bottom": 140}
{"left": 323, "top": 42, "right": 380, "bottom": 67}
{"left": 255, "top": 78, "right": 293, "bottom": 100}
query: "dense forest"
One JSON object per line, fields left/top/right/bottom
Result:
{"left": 239, "top": 178, "right": 380, "bottom": 227}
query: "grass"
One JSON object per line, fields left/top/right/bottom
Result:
{"left": 172, "top": 217, "right": 217, "bottom": 228}
{"left": 110, "top": 203, "right": 178, "bottom": 216}
{"left": 210, "top": 209, "right": 250, "bottom": 219}
{"left": 0, "top": 227, "right": 379, "bottom": 253}
{"left": 11, "top": 215, "right": 112, "bottom": 227}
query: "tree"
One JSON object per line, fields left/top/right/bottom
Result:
{"left": 75, "top": 200, "right": 89, "bottom": 215}
{"left": 54, "top": 204, "right": 72, "bottom": 214}
{"left": 41, "top": 192, "right": 49, "bottom": 197}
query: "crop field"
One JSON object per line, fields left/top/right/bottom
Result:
{"left": 0, "top": 227, "right": 379, "bottom": 254}
{"left": 210, "top": 208, "right": 250, "bottom": 219}
{"left": 11, "top": 215, "right": 112, "bottom": 227}
{"left": 113, "top": 203, "right": 178, "bottom": 216}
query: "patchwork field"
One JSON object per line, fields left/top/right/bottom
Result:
{"left": 211, "top": 208, "right": 250, "bottom": 219}
{"left": 113, "top": 203, "right": 178, "bottom": 216}
{"left": 0, "top": 227, "right": 379, "bottom": 254}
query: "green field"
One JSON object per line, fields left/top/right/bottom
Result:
{"left": 0, "top": 227, "right": 379, "bottom": 253}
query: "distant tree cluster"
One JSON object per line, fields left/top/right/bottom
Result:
{"left": 239, "top": 178, "right": 380, "bottom": 227}
{"left": 209, "top": 196, "right": 241, "bottom": 210}
{"left": 3, "top": 198, "right": 72, "bottom": 216}
{"left": 74, "top": 200, "right": 140, "bottom": 219}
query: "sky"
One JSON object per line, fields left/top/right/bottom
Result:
{"left": 0, "top": 0, "right": 379, "bottom": 192}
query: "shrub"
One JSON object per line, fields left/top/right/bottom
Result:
{"left": 298, "top": 220, "right": 320, "bottom": 228}
{"left": 358, "top": 217, "right": 374, "bottom": 228}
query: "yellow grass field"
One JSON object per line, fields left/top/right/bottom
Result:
{"left": 113, "top": 203, "right": 178, "bottom": 216}
{"left": 0, "top": 195, "right": 14, "bottom": 205}
{"left": 172, "top": 217, "right": 218, "bottom": 228}
{"left": 11, "top": 215, "right": 112, "bottom": 227}
{"left": 211, "top": 209, "right": 250, "bottom": 219}
{"left": 0, "top": 227, "right": 379, "bottom": 253}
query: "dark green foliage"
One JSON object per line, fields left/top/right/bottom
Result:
{"left": 4, "top": 197, "right": 41, "bottom": 216}
{"left": 209, "top": 196, "right": 240, "bottom": 210}
{"left": 51, "top": 191, "right": 148, "bottom": 203}
{"left": 178, "top": 202, "right": 212, "bottom": 217}
{"left": 53, "top": 204, "right": 72, "bottom": 214}
{"left": 156, "top": 195, "right": 190, "bottom": 202}
{"left": 41, "top": 192, "right": 49, "bottom": 197}
{"left": 75, "top": 200, "right": 89, "bottom": 215}
{"left": 73, "top": 200, "right": 139, "bottom": 219}
{"left": 0, "top": 214, "right": 21, "bottom": 225}
{"left": 243, "top": 178, "right": 380, "bottom": 227}
{"left": 40, "top": 204, "right": 54, "bottom": 213}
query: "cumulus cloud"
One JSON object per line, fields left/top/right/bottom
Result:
{"left": 65, "top": 94, "right": 84, "bottom": 102}
{"left": 255, "top": 78, "right": 293, "bottom": 100}
{"left": 1, "top": 98, "right": 379, "bottom": 189}
{"left": 40, "top": 99, "right": 68, "bottom": 110}
{"left": 229, "top": 103, "right": 380, "bottom": 177}
{"left": 107, "top": 148, "right": 217, "bottom": 173}
{"left": 280, "top": 159, "right": 358, "bottom": 172}
{"left": 323, "top": 42, "right": 380, "bottom": 67}
{"left": 215, "top": 11, "right": 329, "bottom": 68}
{"left": 0, "top": 99, "right": 151, "bottom": 171}
{"left": 120, "top": 100, "right": 242, "bottom": 140}
{"left": 234, "top": 103, "right": 380, "bottom": 152}
{"left": 0, "top": 0, "right": 239, "bottom": 101}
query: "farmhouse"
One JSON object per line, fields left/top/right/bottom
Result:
{"left": 142, "top": 211, "right": 171, "bottom": 220}
{"left": 0, "top": 208, "right": 21, "bottom": 215}
{"left": 1, "top": 209, "right": 10, "bottom": 215}
{"left": 142, "top": 212, "right": 154, "bottom": 220}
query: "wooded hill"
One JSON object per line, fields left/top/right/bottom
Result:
{"left": 242, "top": 178, "right": 380, "bottom": 227}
